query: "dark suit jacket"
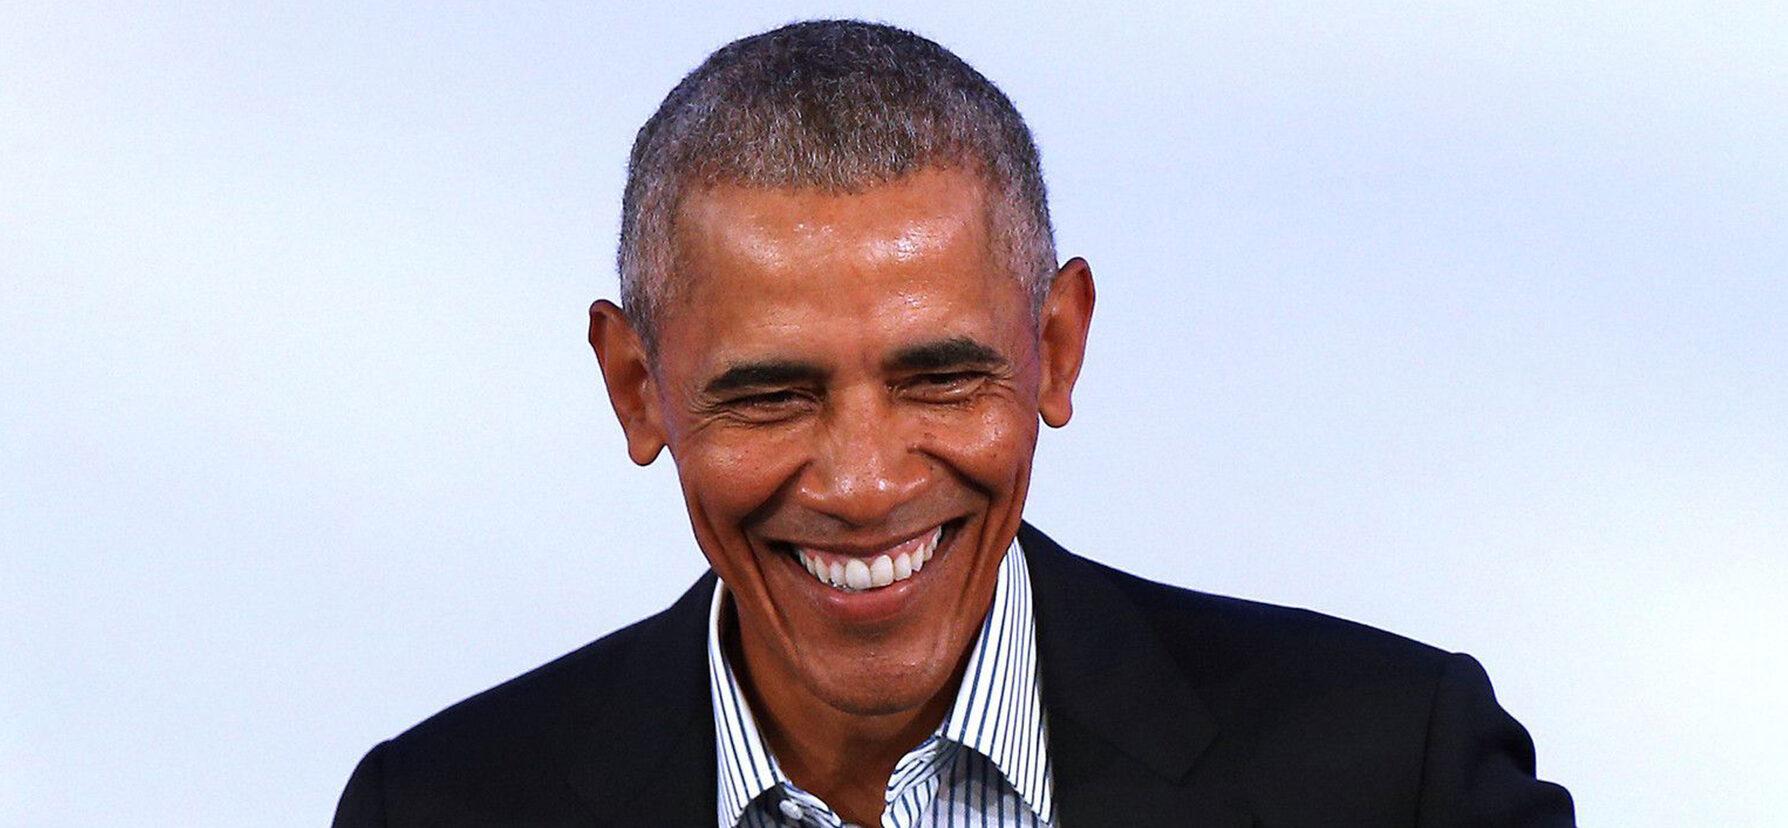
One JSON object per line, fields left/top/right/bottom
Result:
{"left": 334, "top": 524, "right": 1574, "bottom": 826}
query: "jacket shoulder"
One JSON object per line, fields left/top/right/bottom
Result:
{"left": 1021, "top": 528, "right": 1572, "bottom": 824}
{"left": 335, "top": 574, "right": 716, "bottom": 825}
{"left": 1104, "top": 559, "right": 1452, "bottom": 683}
{"left": 1030, "top": 533, "right": 1453, "bottom": 694}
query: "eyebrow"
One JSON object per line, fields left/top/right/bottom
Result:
{"left": 886, "top": 336, "right": 1009, "bottom": 373}
{"left": 700, "top": 337, "right": 1007, "bottom": 397}
{"left": 702, "top": 359, "right": 828, "bottom": 397}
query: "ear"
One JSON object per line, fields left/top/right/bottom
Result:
{"left": 1037, "top": 257, "right": 1095, "bottom": 428}
{"left": 589, "top": 300, "right": 668, "bottom": 465}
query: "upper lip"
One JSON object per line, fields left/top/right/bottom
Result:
{"left": 766, "top": 522, "right": 948, "bottom": 557}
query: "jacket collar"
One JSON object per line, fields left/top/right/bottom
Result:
{"left": 1017, "top": 523, "right": 1217, "bottom": 775}
{"left": 1019, "top": 523, "right": 1242, "bottom": 825}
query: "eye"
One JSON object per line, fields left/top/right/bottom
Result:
{"left": 904, "top": 371, "right": 986, "bottom": 402}
{"left": 735, "top": 390, "right": 802, "bottom": 406}
{"left": 721, "top": 389, "right": 814, "bottom": 422}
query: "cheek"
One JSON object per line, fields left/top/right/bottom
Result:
{"left": 915, "top": 401, "right": 1039, "bottom": 491}
{"left": 676, "top": 427, "right": 811, "bottom": 523}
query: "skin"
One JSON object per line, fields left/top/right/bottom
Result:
{"left": 589, "top": 167, "right": 1094, "bottom": 825}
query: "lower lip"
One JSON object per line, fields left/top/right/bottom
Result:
{"left": 781, "top": 527, "right": 954, "bottom": 625}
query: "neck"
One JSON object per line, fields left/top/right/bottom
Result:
{"left": 726, "top": 610, "right": 971, "bottom": 827}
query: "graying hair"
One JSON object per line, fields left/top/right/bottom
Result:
{"left": 617, "top": 19, "right": 1057, "bottom": 342}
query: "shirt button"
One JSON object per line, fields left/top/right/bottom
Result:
{"left": 778, "top": 798, "right": 804, "bottom": 820}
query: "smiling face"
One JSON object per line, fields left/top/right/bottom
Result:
{"left": 590, "top": 167, "right": 1093, "bottom": 719}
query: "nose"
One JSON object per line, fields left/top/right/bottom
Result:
{"left": 795, "top": 387, "right": 927, "bottom": 527}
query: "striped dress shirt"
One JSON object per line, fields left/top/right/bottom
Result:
{"left": 707, "top": 539, "right": 1056, "bottom": 828}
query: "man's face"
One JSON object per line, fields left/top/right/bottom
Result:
{"left": 593, "top": 168, "right": 1091, "bottom": 717}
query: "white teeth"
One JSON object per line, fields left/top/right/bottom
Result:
{"left": 794, "top": 525, "right": 945, "bottom": 591}
{"left": 844, "top": 558, "right": 872, "bottom": 589}
{"left": 869, "top": 555, "right": 894, "bottom": 587}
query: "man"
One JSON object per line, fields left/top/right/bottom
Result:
{"left": 334, "top": 20, "right": 1573, "bottom": 827}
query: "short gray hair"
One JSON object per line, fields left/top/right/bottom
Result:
{"left": 617, "top": 20, "right": 1057, "bottom": 342}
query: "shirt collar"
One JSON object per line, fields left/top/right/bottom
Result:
{"left": 706, "top": 536, "right": 1055, "bottom": 826}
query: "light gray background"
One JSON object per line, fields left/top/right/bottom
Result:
{"left": 4, "top": 2, "right": 1783, "bottom": 825}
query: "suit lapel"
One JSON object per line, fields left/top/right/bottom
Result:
{"left": 1020, "top": 523, "right": 1252, "bottom": 826}
{"left": 559, "top": 571, "right": 720, "bottom": 824}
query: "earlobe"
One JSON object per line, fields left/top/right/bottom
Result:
{"left": 588, "top": 300, "right": 668, "bottom": 465}
{"left": 1037, "top": 258, "right": 1095, "bottom": 429}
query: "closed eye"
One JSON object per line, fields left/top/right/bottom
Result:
{"left": 712, "top": 388, "right": 818, "bottom": 424}
{"left": 902, "top": 370, "right": 989, "bottom": 402}
{"left": 912, "top": 371, "right": 982, "bottom": 386}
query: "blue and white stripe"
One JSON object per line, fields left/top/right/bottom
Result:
{"left": 708, "top": 538, "right": 1055, "bottom": 827}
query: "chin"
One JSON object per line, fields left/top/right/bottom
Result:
{"left": 815, "top": 683, "right": 936, "bottom": 718}
{"left": 804, "top": 659, "right": 953, "bottom": 718}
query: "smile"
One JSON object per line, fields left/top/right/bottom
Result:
{"left": 791, "top": 525, "right": 943, "bottom": 592}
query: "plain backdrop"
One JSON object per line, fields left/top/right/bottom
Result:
{"left": 3, "top": 2, "right": 1783, "bottom": 825}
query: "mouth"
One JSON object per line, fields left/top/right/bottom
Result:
{"left": 771, "top": 521, "right": 956, "bottom": 593}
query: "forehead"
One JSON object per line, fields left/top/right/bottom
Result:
{"left": 656, "top": 169, "right": 1028, "bottom": 370}
{"left": 672, "top": 167, "right": 993, "bottom": 281}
